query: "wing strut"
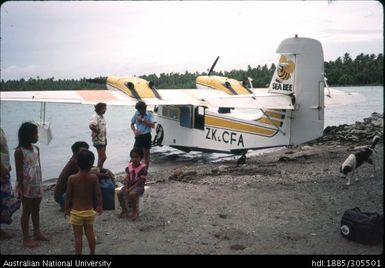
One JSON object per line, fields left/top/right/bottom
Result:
{"left": 40, "top": 102, "right": 46, "bottom": 123}
{"left": 38, "top": 102, "right": 53, "bottom": 145}
{"left": 259, "top": 109, "right": 286, "bottom": 136}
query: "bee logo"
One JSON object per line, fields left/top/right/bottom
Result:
{"left": 276, "top": 55, "right": 295, "bottom": 82}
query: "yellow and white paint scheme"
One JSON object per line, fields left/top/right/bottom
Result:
{"left": 106, "top": 76, "right": 161, "bottom": 99}
{"left": 196, "top": 75, "right": 253, "bottom": 95}
{"left": 0, "top": 36, "right": 364, "bottom": 157}
{"left": 152, "top": 37, "right": 324, "bottom": 154}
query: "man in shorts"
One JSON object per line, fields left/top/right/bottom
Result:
{"left": 130, "top": 101, "right": 156, "bottom": 168}
{"left": 89, "top": 102, "right": 107, "bottom": 169}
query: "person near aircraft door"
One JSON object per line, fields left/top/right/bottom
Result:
{"left": 89, "top": 102, "right": 107, "bottom": 169}
{"left": 130, "top": 101, "right": 156, "bottom": 168}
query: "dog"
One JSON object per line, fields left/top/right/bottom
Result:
{"left": 340, "top": 135, "right": 380, "bottom": 185}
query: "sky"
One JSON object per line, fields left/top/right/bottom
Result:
{"left": 0, "top": 0, "right": 383, "bottom": 81}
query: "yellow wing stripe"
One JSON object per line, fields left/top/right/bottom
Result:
{"left": 257, "top": 109, "right": 285, "bottom": 127}
{"left": 264, "top": 110, "right": 284, "bottom": 119}
{"left": 257, "top": 117, "right": 282, "bottom": 127}
{"left": 205, "top": 115, "right": 276, "bottom": 136}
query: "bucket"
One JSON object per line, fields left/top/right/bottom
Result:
{"left": 100, "top": 178, "right": 115, "bottom": 210}
{"left": 114, "top": 185, "right": 150, "bottom": 214}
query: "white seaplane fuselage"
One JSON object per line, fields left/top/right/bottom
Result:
{"left": 154, "top": 105, "right": 289, "bottom": 154}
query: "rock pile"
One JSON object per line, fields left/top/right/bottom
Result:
{"left": 316, "top": 112, "right": 383, "bottom": 145}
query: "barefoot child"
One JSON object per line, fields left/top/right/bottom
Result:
{"left": 117, "top": 147, "right": 147, "bottom": 220}
{"left": 65, "top": 150, "right": 102, "bottom": 255}
{"left": 14, "top": 122, "right": 49, "bottom": 248}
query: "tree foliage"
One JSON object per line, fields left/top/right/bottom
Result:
{"left": 325, "top": 53, "right": 383, "bottom": 86}
{"left": 1, "top": 53, "right": 382, "bottom": 91}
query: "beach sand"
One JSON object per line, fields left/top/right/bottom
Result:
{"left": 1, "top": 140, "right": 383, "bottom": 255}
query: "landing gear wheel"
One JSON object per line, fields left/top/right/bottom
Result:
{"left": 237, "top": 153, "right": 247, "bottom": 165}
{"left": 153, "top": 124, "right": 164, "bottom": 146}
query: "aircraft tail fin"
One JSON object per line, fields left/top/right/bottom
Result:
{"left": 271, "top": 36, "right": 325, "bottom": 145}
{"left": 268, "top": 55, "right": 296, "bottom": 95}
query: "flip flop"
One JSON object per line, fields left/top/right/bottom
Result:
{"left": 34, "top": 233, "right": 50, "bottom": 241}
{"left": 23, "top": 239, "right": 39, "bottom": 248}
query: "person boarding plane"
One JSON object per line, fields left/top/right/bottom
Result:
{"left": 0, "top": 36, "right": 364, "bottom": 163}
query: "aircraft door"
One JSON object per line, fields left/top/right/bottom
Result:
{"left": 194, "top": 106, "right": 205, "bottom": 130}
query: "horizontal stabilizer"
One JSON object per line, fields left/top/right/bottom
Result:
{"left": 324, "top": 88, "right": 366, "bottom": 107}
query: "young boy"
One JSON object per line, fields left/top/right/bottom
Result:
{"left": 64, "top": 150, "right": 103, "bottom": 255}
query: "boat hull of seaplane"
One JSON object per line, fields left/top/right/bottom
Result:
{"left": 153, "top": 106, "right": 291, "bottom": 154}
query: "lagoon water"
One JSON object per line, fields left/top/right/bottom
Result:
{"left": 0, "top": 86, "right": 383, "bottom": 183}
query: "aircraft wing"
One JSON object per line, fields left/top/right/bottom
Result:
{"left": 0, "top": 89, "right": 205, "bottom": 106}
{"left": 1, "top": 88, "right": 295, "bottom": 110}
{"left": 1, "top": 87, "right": 362, "bottom": 110}
{"left": 158, "top": 89, "right": 295, "bottom": 110}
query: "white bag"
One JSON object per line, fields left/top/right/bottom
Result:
{"left": 37, "top": 122, "right": 53, "bottom": 145}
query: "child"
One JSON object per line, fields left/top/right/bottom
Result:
{"left": 117, "top": 147, "right": 147, "bottom": 220}
{"left": 64, "top": 150, "right": 103, "bottom": 255}
{"left": 14, "top": 122, "right": 49, "bottom": 248}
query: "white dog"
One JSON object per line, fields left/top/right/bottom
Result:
{"left": 340, "top": 135, "right": 380, "bottom": 185}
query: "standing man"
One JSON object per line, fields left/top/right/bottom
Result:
{"left": 130, "top": 101, "right": 156, "bottom": 168}
{"left": 89, "top": 102, "right": 107, "bottom": 169}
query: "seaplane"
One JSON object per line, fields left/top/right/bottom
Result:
{"left": 0, "top": 36, "right": 363, "bottom": 163}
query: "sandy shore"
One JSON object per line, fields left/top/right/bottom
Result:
{"left": 0, "top": 140, "right": 383, "bottom": 255}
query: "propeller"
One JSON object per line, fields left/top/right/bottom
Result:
{"left": 208, "top": 56, "right": 220, "bottom": 76}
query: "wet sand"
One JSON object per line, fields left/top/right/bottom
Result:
{"left": 0, "top": 141, "right": 382, "bottom": 255}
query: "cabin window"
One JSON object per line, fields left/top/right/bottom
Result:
{"left": 162, "top": 106, "right": 180, "bottom": 120}
{"left": 179, "top": 106, "right": 192, "bottom": 128}
{"left": 194, "top": 106, "right": 205, "bottom": 130}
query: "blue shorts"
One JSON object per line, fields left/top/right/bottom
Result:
{"left": 134, "top": 133, "right": 152, "bottom": 149}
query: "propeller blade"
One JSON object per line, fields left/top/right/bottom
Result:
{"left": 208, "top": 56, "right": 220, "bottom": 76}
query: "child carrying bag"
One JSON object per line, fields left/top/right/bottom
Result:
{"left": 340, "top": 207, "right": 383, "bottom": 245}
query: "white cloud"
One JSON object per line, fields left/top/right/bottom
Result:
{"left": 1, "top": 1, "right": 383, "bottom": 80}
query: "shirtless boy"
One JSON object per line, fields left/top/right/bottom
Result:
{"left": 64, "top": 150, "right": 103, "bottom": 255}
